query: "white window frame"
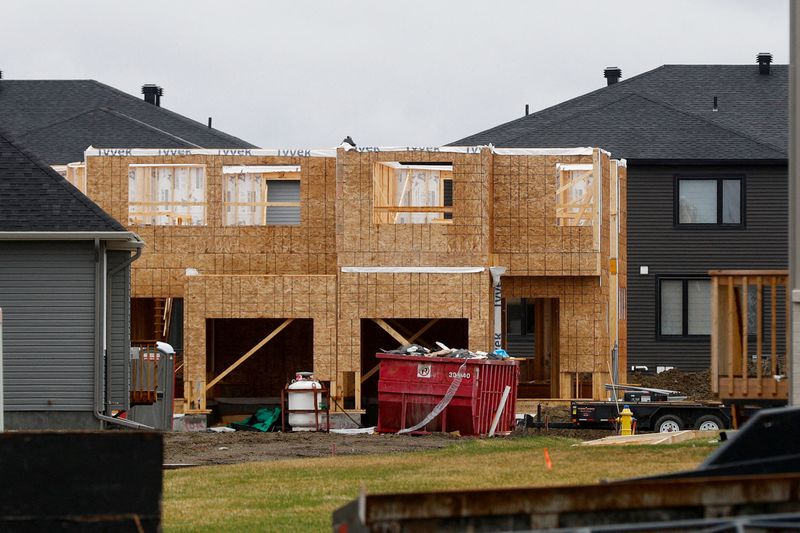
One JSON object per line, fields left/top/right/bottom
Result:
{"left": 372, "top": 162, "right": 453, "bottom": 224}
{"left": 128, "top": 164, "right": 207, "bottom": 226}
{"left": 222, "top": 165, "right": 301, "bottom": 226}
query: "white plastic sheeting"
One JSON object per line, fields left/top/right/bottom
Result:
{"left": 86, "top": 145, "right": 603, "bottom": 159}
{"left": 222, "top": 165, "right": 300, "bottom": 174}
{"left": 85, "top": 147, "right": 337, "bottom": 158}
{"left": 340, "top": 266, "right": 485, "bottom": 274}
{"left": 397, "top": 361, "right": 467, "bottom": 434}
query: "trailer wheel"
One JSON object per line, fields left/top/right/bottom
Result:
{"left": 695, "top": 415, "right": 724, "bottom": 431}
{"left": 654, "top": 414, "right": 683, "bottom": 433}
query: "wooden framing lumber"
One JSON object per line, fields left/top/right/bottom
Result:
{"left": 709, "top": 270, "right": 789, "bottom": 401}
{"left": 205, "top": 318, "right": 294, "bottom": 391}
{"left": 371, "top": 318, "right": 410, "bottom": 346}
{"left": 361, "top": 363, "right": 380, "bottom": 383}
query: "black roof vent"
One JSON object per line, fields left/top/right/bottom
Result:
{"left": 757, "top": 52, "right": 772, "bottom": 75}
{"left": 604, "top": 67, "right": 622, "bottom": 86}
{"left": 141, "top": 84, "right": 163, "bottom": 106}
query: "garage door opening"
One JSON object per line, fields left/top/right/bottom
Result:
{"left": 358, "top": 318, "right": 468, "bottom": 422}
{"left": 205, "top": 318, "right": 313, "bottom": 424}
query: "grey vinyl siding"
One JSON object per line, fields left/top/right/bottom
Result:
{"left": 0, "top": 241, "right": 96, "bottom": 411}
{"left": 107, "top": 251, "right": 130, "bottom": 410}
{"left": 627, "top": 163, "right": 788, "bottom": 372}
{"left": 266, "top": 180, "right": 300, "bottom": 225}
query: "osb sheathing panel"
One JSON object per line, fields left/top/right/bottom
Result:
{"left": 83, "top": 148, "right": 625, "bottom": 400}
{"left": 617, "top": 163, "right": 629, "bottom": 382}
{"left": 335, "top": 148, "right": 492, "bottom": 267}
{"left": 336, "top": 271, "right": 491, "bottom": 373}
{"left": 184, "top": 275, "right": 337, "bottom": 383}
{"left": 504, "top": 275, "right": 611, "bottom": 399}
{"left": 85, "top": 155, "right": 337, "bottom": 298}
{"left": 491, "top": 152, "right": 613, "bottom": 277}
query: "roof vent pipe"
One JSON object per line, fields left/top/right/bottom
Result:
{"left": 757, "top": 52, "right": 772, "bottom": 75}
{"left": 525, "top": 104, "right": 529, "bottom": 116}
{"left": 713, "top": 96, "right": 718, "bottom": 112}
{"left": 141, "top": 84, "right": 163, "bottom": 106}
{"left": 604, "top": 67, "right": 622, "bottom": 86}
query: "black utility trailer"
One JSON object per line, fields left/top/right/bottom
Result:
{"left": 571, "top": 400, "right": 732, "bottom": 432}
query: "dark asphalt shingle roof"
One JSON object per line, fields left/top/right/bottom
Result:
{"left": 0, "top": 129, "right": 126, "bottom": 232}
{"left": 451, "top": 64, "right": 788, "bottom": 161}
{"left": 0, "top": 79, "right": 256, "bottom": 164}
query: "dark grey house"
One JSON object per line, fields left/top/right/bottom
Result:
{"left": 0, "top": 76, "right": 256, "bottom": 370}
{"left": 453, "top": 55, "right": 788, "bottom": 372}
{"left": 0, "top": 130, "right": 144, "bottom": 429}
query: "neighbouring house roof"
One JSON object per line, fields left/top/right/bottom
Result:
{"left": 451, "top": 64, "right": 788, "bottom": 161}
{"left": 0, "top": 79, "right": 256, "bottom": 164}
{"left": 0, "top": 129, "right": 129, "bottom": 233}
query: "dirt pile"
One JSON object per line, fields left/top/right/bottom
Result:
{"left": 630, "top": 369, "right": 716, "bottom": 401}
{"left": 164, "top": 431, "right": 458, "bottom": 466}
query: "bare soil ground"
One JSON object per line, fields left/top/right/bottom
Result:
{"left": 164, "top": 428, "right": 614, "bottom": 466}
{"left": 630, "top": 369, "right": 716, "bottom": 401}
{"left": 164, "top": 431, "right": 458, "bottom": 465}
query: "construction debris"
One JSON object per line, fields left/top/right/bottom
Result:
{"left": 380, "top": 342, "right": 510, "bottom": 360}
{"left": 631, "top": 369, "right": 716, "bottom": 401}
{"left": 580, "top": 430, "right": 716, "bottom": 446}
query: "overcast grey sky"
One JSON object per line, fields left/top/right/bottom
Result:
{"left": 2, "top": 0, "right": 789, "bottom": 148}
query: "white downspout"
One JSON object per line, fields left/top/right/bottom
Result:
{"left": 490, "top": 266, "right": 506, "bottom": 351}
{"left": 93, "top": 241, "right": 151, "bottom": 430}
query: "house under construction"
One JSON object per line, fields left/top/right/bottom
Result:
{"left": 77, "top": 144, "right": 626, "bottom": 420}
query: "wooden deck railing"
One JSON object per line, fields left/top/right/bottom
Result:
{"left": 709, "top": 270, "right": 789, "bottom": 400}
{"left": 130, "top": 341, "right": 159, "bottom": 405}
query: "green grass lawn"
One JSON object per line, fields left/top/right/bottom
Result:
{"left": 163, "top": 435, "right": 717, "bottom": 533}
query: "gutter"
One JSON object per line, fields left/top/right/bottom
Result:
{"left": 93, "top": 238, "right": 152, "bottom": 430}
{"left": 0, "top": 231, "right": 144, "bottom": 247}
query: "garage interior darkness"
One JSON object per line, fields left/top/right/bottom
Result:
{"left": 205, "top": 318, "right": 313, "bottom": 422}
{"left": 358, "top": 318, "right": 468, "bottom": 421}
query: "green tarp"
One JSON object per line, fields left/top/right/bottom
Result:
{"left": 230, "top": 407, "right": 281, "bottom": 432}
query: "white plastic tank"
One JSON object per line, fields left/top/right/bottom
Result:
{"left": 287, "top": 372, "right": 324, "bottom": 431}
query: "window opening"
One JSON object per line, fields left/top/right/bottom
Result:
{"left": 128, "top": 164, "right": 206, "bottom": 225}
{"left": 373, "top": 162, "right": 453, "bottom": 224}
{"left": 222, "top": 165, "right": 301, "bottom": 226}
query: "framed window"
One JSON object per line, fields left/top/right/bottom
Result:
{"left": 555, "top": 164, "right": 597, "bottom": 227}
{"left": 128, "top": 165, "right": 206, "bottom": 225}
{"left": 373, "top": 162, "right": 453, "bottom": 224}
{"left": 52, "top": 163, "right": 87, "bottom": 193}
{"left": 223, "top": 165, "right": 301, "bottom": 226}
{"left": 506, "top": 297, "right": 536, "bottom": 336}
{"left": 676, "top": 177, "right": 743, "bottom": 226}
{"left": 658, "top": 278, "right": 711, "bottom": 337}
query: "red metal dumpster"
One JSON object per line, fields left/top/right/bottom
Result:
{"left": 376, "top": 353, "right": 519, "bottom": 436}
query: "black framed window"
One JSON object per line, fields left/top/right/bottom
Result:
{"left": 676, "top": 177, "right": 743, "bottom": 225}
{"left": 506, "top": 297, "right": 535, "bottom": 336}
{"left": 658, "top": 278, "right": 711, "bottom": 337}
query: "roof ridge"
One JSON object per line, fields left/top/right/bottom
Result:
{"left": 499, "top": 93, "right": 645, "bottom": 145}
{"left": 500, "top": 92, "right": 787, "bottom": 158}
{"left": 9, "top": 108, "right": 101, "bottom": 136}
{"left": 0, "top": 128, "right": 126, "bottom": 231}
{"left": 100, "top": 108, "right": 203, "bottom": 147}
{"left": 87, "top": 80, "right": 257, "bottom": 148}
{"left": 630, "top": 92, "right": 787, "bottom": 155}
{"left": 450, "top": 65, "right": 669, "bottom": 145}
